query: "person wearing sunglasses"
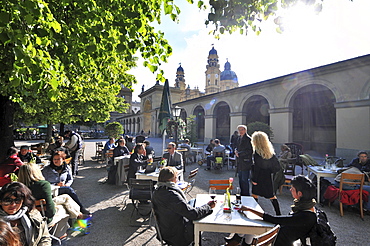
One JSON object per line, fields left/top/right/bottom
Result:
{"left": 0, "top": 182, "right": 51, "bottom": 246}
{"left": 162, "top": 142, "right": 183, "bottom": 171}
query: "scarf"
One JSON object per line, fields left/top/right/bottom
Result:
{"left": 50, "top": 162, "right": 65, "bottom": 172}
{"left": 157, "top": 181, "right": 186, "bottom": 201}
{"left": 291, "top": 198, "right": 316, "bottom": 213}
{"left": 0, "top": 206, "right": 33, "bottom": 245}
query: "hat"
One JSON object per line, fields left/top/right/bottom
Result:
{"left": 20, "top": 146, "right": 30, "bottom": 150}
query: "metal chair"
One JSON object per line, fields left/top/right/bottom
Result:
{"left": 95, "top": 142, "right": 103, "bottom": 160}
{"left": 78, "top": 143, "right": 85, "bottom": 165}
{"left": 209, "top": 179, "right": 233, "bottom": 192}
{"left": 339, "top": 173, "right": 365, "bottom": 219}
{"left": 128, "top": 178, "right": 154, "bottom": 225}
{"left": 179, "top": 168, "right": 199, "bottom": 197}
{"left": 285, "top": 143, "right": 304, "bottom": 174}
{"left": 151, "top": 207, "right": 171, "bottom": 246}
{"left": 250, "top": 224, "right": 280, "bottom": 246}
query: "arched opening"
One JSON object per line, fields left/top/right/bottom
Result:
{"left": 193, "top": 106, "right": 205, "bottom": 141}
{"left": 243, "top": 95, "right": 270, "bottom": 125}
{"left": 143, "top": 99, "right": 152, "bottom": 133}
{"left": 292, "top": 84, "right": 336, "bottom": 155}
{"left": 214, "top": 102, "right": 231, "bottom": 144}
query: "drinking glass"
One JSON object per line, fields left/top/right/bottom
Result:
{"left": 209, "top": 187, "right": 216, "bottom": 201}
{"left": 235, "top": 187, "right": 241, "bottom": 204}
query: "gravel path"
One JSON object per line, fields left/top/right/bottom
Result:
{"left": 16, "top": 138, "right": 370, "bottom": 246}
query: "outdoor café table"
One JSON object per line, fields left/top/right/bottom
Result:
{"left": 307, "top": 165, "right": 340, "bottom": 203}
{"left": 191, "top": 147, "right": 204, "bottom": 163}
{"left": 193, "top": 194, "right": 274, "bottom": 246}
{"left": 114, "top": 156, "right": 130, "bottom": 186}
{"left": 135, "top": 168, "right": 184, "bottom": 181}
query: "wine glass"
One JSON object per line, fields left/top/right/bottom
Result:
{"left": 235, "top": 187, "right": 241, "bottom": 204}
{"left": 209, "top": 187, "right": 216, "bottom": 201}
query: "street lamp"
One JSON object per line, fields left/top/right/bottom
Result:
{"left": 172, "top": 106, "right": 182, "bottom": 145}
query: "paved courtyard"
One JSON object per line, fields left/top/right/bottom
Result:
{"left": 15, "top": 138, "right": 369, "bottom": 245}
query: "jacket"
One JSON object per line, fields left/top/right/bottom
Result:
{"left": 163, "top": 151, "right": 183, "bottom": 170}
{"left": 152, "top": 184, "right": 212, "bottom": 246}
{"left": 42, "top": 163, "right": 73, "bottom": 186}
{"left": 235, "top": 134, "right": 253, "bottom": 171}
{"left": 0, "top": 208, "right": 51, "bottom": 246}
{"left": 29, "top": 180, "right": 56, "bottom": 222}
{"left": 0, "top": 155, "right": 23, "bottom": 186}
{"left": 127, "top": 153, "right": 148, "bottom": 182}
{"left": 113, "top": 145, "right": 130, "bottom": 157}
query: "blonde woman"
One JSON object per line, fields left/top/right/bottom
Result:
{"left": 251, "top": 131, "right": 281, "bottom": 215}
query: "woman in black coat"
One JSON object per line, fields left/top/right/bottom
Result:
{"left": 251, "top": 131, "right": 281, "bottom": 215}
{"left": 127, "top": 143, "right": 151, "bottom": 182}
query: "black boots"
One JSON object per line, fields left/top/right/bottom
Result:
{"left": 271, "top": 199, "right": 281, "bottom": 216}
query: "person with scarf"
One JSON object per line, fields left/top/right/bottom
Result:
{"left": 0, "top": 147, "right": 23, "bottom": 187}
{"left": 152, "top": 167, "right": 216, "bottom": 246}
{"left": 238, "top": 175, "right": 317, "bottom": 246}
{"left": 41, "top": 153, "right": 91, "bottom": 216}
{"left": 0, "top": 182, "right": 51, "bottom": 246}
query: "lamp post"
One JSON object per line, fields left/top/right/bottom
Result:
{"left": 172, "top": 106, "right": 182, "bottom": 145}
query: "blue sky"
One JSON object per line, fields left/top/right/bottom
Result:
{"left": 129, "top": 0, "right": 370, "bottom": 101}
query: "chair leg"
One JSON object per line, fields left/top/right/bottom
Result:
{"left": 339, "top": 201, "right": 344, "bottom": 216}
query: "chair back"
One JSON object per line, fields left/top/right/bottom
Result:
{"left": 188, "top": 168, "right": 198, "bottom": 179}
{"left": 340, "top": 173, "right": 364, "bottom": 188}
{"left": 129, "top": 178, "right": 153, "bottom": 201}
{"left": 250, "top": 225, "right": 280, "bottom": 246}
{"left": 35, "top": 199, "right": 47, "bottom": 217}
{"left": 209, "top": 179, "right": 233, "bottom": 191}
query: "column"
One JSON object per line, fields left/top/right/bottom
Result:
{"left": 269, "top": 107, "right": 293, "bottom": 145}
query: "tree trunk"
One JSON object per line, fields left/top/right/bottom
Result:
{"left": 0, "top": 95, "right": 15, "bottom": 162}
{"left": 60, "top": 123, "right": 65, "bottom": 136}
{"left": 46, "top": 123, "right": 53, "bottom": 143}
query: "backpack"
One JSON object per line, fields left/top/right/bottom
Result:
{"left": 307, "top": 207, "right": 337, "bottom": 246}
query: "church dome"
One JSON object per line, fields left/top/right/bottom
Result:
{"left": 177, "top": 64, "right": 184, "bottom": 72}
{"left": 209, "top": 47, "right": 217, "bottom": 55}
{"left": 220, "top": 60, "right": 238, "bottom": 82}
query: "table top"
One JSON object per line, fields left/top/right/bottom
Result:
{"left": 307, "top": 165, "right": 339, "bottom": 175}
{"left": 194, "top": 194, "right": 274, "bottom": 228}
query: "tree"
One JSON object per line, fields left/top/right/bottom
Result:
{"left": 0, "top": 0, "right": 180, "bottom": 161}
{"left": 105, "top": 122, "right": 124, "bottom": 139}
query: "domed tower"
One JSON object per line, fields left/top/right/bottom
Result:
{"left": 205, "top": 45, "right": 221, "bottom": 95}
{"left": 175, "top": 63, "right": 186, "bottom": 90}
{"left": 220, "top": 59, "right": 239, "bottom": 91}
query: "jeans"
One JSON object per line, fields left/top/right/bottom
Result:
{"left": 334, "top": 181, "right": 370, "bottom": 210}
{"left": 238, "top": 170, "right": 251, "bottom": 196}
{"left": 59, "top": 186, "right": 84, "bottom": 209}
{"left": 70, "top": 150, "right": 79, "bottom": 176}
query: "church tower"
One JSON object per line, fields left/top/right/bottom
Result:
{"left": 220, "top": 59, "right": 239, "bottom": 91}
{"left": 205, "top": 45, "right": 221, "bottom": 95}
{"left": 175, "top": 64, "right": 186, "bottom": 90}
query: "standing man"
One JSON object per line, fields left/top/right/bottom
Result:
{"left": 163, "top": 142, "right": 183, "bottom": 170}
{"left": 235, "top": 125, "right": 253, "bottom": 196}
{"left": 64, "top": 130, "right": 83, "bottom": 176}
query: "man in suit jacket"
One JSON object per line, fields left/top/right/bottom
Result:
{"left": 163, "top": 142, "right": 183, "bottom": 171}
{"left": 235, "top": 125, "right": 253, "bottom": 196}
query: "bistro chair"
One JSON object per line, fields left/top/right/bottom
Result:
{"left": 249, "top": 224, "right": 280, "bottom": 246}
{"left": 339, "top": 173, "right": 366, "bottom": 219}
{"left": 35, "top": 199, "right": 69, "bottom": 245}
{"left": 95, "top": 142, "right": 103, "bottom": 161}
{"left": 128, "top": 178, "right": 154, "bottom": 225}
{"left": 209, "top": 179, "right": 233, "bottom": 192}
{"left": 284, "top": 143, "right": 304, "bottom": 174}
{"left": 178, "top": 168, "right": 198, "bottom": 197}
{"left": 151, "top": 207, "right": 171, "bottom": 246}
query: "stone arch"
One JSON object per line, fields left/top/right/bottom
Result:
{"left": 290, "top": 84, "right": 336, "bottom": 155}
{"left": 193, "top": 105, "right": 205, "bottom": 141}
{"left": 242, "top": 95, "right": 270, "bottom": 125}
{"left": 213, "top": 101, "right": 231, "bottom": 144}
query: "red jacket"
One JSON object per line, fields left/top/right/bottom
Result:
{"left": 340, "top": 189, "right": 369, "bottom": 205}
{"left": 0, "top": 155, "right": 23, "bottom": 186}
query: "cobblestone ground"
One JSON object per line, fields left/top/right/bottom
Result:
{"left": 16, "top": 138, "right": 369, "bottom": 246}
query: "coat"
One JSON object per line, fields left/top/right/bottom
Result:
{"left": 163, "top": 151, "right": 183, "bottom": 170}
{"left": 152, "top": 184, "right": 212, "bottom": 246}
{"left": 252, "top": 153, "right": 279, "bottom": 198}
{"left": 29, "top": 180, "right": 56, "bottom": 222}
{"left": 0, "top": 155, "right": 23, "bottom": 186}
{"left": 235, "top": 134, "right": 253, "bottom": 171}
{"left": 127, "top": 153, "right": 148, "bottom": 182}
{"left": 42, "top": 163, "right": 73, "bottom": 186}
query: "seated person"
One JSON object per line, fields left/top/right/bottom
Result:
{"left": 163, "top": 142, "right": 183, "bottom": 170}
{"left": 143, "top": 140, "right": 155, "bottom": 158}
{"left": 205, "top": 139, "right": 215, "bottom": 155}
{"left": 103, "top": 138, "right": 116, "bottom": 155}
{"left": 180, "top": 139, "right": 196, "bottom": 163}
{"left": 333, "top": 151, "right": 370, "bottom": 213}
{"left": 125, "top": 136, "right": 135, "bottom": 153}
{"left": 152, "top": 167, "right": 216, "bottom": 246}
{"left": 18, "top": 145, "right": 42, "bottom": 164}
{"left": 127, "top": 143, "right": 152, "bottom": 182}
{"left": 0, "top": 182, "right": 51, "bottom": 245}
{"left": 278, "top": 144, "right": 292, "bottom": 169}
{"left": 205, "top": 139, "right": 225, "bottom": 171}
{"left": 0, "top": 147, "right": 23, "bottom": 187}
{"left": 238, "top": 175, "right": 317, "bottom": 246}
{"left": 113, "top": 139, "right": 130, "bottom": 158}
{"left": 46, "top": 136, "right": 64, "bottom": 155}
{"left": 42, "top": 152, "right": 91, "bottom": 216}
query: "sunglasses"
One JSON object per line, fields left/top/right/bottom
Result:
{"left": 1, "top": 198, "right": 23, "bottom": 206}
{"left": 167, "top": 147, "right": 173, "bottom": 149}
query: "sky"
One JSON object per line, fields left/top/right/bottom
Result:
{"left": 129, "top": 0, "right": 370, "bottom": 101}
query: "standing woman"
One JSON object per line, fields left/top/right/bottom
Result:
{"left": 0, "top": 182, "right": 51, "bottom": 246}
{"left": 251, "top": 131, "right": 281, "bottom": 215}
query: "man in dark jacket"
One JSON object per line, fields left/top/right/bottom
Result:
{"left": 152, "top": 167, "right": 216, "bottom": 246}
{"left": 18, "top": 146, "right": 42, "bottom": 163}
{"left": 235, "top": 125, "right": 253, "bottom": 196}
